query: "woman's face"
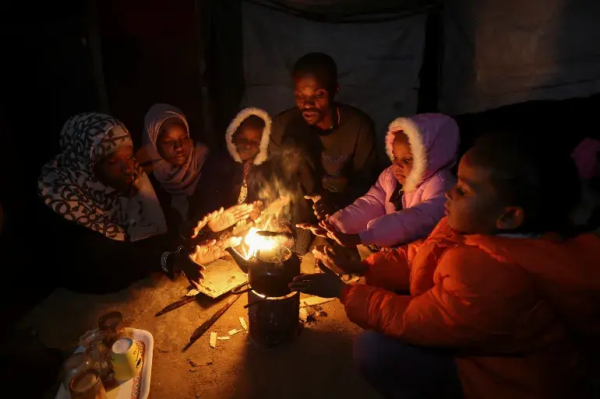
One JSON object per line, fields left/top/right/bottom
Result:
{"left": 391, "top": 132, "right": 413, "bottom": 185}
{"left": 234, "top": 126, "right": 263, "bottom": 162}
{"left": 157, "top": 123, "right": 192, "bottom": 166}
{"left": 94, "top": 145, "right": 136, "bottom": 193}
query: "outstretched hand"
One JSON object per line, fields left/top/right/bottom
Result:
{"left": 204, "top": 204, "right": 254, "bottom": 233}
{"left": 313, "top": 246, "right": 367, "bottom": 275}
{"left": 305, "top": 195, "right": 335, "bottom": 221}
{"left": 175, "top": 253, "right": 206, "bottom": 290}
{"left": 289, "top": 263, "right": 345, "bottom": 298}
{"left": 318, "top": 220, "right": 362, "bottom": 248}
{"left": 296, "top": 223, "right": 328, "bottom": 238}
{"left": 191, "top": 236, "right": 242, "bottom": 265}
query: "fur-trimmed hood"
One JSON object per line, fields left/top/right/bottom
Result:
{"left": 225, "top": 107, "right": 272, "bottom": 165}
{"left": 385, "top": 113, "right": 459, "bottom": 192}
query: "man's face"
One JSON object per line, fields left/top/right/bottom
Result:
{"left": 293, "top": 74, "right": 333, "bottom": 126}
{"left": 445, "top": 150, "right": 508, "bottom": 234}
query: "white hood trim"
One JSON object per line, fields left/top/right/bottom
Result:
{"left": 225, "top": 107, "right": 272, "bottom": 165}
{"left": 385, "top": 117, "right": 427, "bottom": 192}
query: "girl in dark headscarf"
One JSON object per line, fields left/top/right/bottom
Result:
{"left": 139, "top": 104, "right": 209, "bottom": 230}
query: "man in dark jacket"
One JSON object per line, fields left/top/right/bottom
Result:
{"left": 270, "top": 53, "right": 378, "bottom": 219}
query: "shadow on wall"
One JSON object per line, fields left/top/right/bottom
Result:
{"left": 441, "top": 0, "right": 600, "bottom": 116}
{"left": 454, "top": 93, "right": 600, "bottom": 160}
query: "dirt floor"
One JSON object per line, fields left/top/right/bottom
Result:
{"left": 17, "top": 253, "right": 382, "bottom": 399}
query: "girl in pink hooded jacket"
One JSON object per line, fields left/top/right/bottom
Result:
{"left": 324, "top": 113, "right": 460, "bottom": 248}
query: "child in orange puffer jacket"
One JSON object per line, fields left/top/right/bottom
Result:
{"left": 290, "top": 131, "right": 600, "bottom": 399}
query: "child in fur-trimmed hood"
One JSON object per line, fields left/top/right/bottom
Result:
{"left": 301, "top": 113, "right": 459, "bottom": 248}
{"left": 193, "top": 108, "right": 273, "bottom": 219}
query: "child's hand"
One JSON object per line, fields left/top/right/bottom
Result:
{"left": 319, "top": 220, "right": 362, "bottom": 248}
{"left": 313, "top": 246, "right": 367, "bottom": 275}
{"left": 288, "top": 272, "right": 345, "bottom": 298}
{"left": 296, "top": 223, "right": 328, "bottom": 238}
{"left": 305, "top": 195, "right": 335, "bottom": 221}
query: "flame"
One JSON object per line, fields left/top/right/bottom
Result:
{"left": 236, "top": 173, "right": 298, "bottom": 259}
{"left": 243, "top": 227, "right": 279, "bottom": 259}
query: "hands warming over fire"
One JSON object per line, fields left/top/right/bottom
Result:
{"left": 288, "top": 261, "right": 346, "bottom": 298}
{"left": 312, "top": 245, "right": 367, "bottom": 275}
{"left": 177, "top": 236, "right": 242, "bottom": 290}
{"left": 305, "top": 195, "right": 335, "bottom": 221}
{"left": 296, "top": 220, "right": 362, "bottom": 248}
{"left": 192, "top": 236, "right": 242, "bottom": 265}
{"left": 191, "top": 204, "right": 255, "bottom": 237}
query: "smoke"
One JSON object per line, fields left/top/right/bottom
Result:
{"left": 233, "top": 146, "right": 309, "bottom": 255}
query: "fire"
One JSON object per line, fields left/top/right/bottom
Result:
{"left": 243, "top": 227, "right": 279, "bottom": 259}
{"left": 235, "top": 181, "right": 296, "bottom": 259}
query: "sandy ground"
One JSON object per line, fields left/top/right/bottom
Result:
{"left": 18, "top": 253, "right": 382, "bottom": 399}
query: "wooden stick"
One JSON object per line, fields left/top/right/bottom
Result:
{"left": 182, "top": 289, "right": 244, "bottom": 352}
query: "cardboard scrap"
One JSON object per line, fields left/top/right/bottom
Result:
{"left": 301, "top": 297, "right": 335, "bottom": 307}
{"left": 209, "top": 332, "right": 217, "bottom": 348}
{"left": 217, "top": 336, "right": 230, "bottom": 341}
{"left": 239, "top": 317, "right": 248, "bottom": 330}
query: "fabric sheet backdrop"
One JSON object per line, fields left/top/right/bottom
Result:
{"left": 231, "top": 0, "right": 600, "bottom": 151}
{"left": 239, "top": 1, "right": 427, "bottom": 160}
{"left": 440, "top": 0, "right": 600, "bottom": 114}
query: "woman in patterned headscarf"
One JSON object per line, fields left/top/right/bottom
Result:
{"left": 37, "top": 113, "right": 239, "bottom": 293}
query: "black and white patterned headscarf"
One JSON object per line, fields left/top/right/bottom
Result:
{"left": 38, "top": 113, "right": 167, "bottom": 241}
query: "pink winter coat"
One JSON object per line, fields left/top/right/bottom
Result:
{"left": 329, "top": 114, "right": 460, "bottom": 247}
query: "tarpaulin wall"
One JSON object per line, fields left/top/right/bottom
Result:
{"left": 205, "top": 0, "right": 600, "bottom": 151}
{"left": 238, "top": 1, "right": 428, "bottom": 159}
{"left": 440, "top": 0, "right": 600, "bottom": 114}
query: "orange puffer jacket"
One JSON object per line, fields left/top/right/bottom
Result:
{"left": 341, "top": 218, "right": 600, "bottom": 399}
